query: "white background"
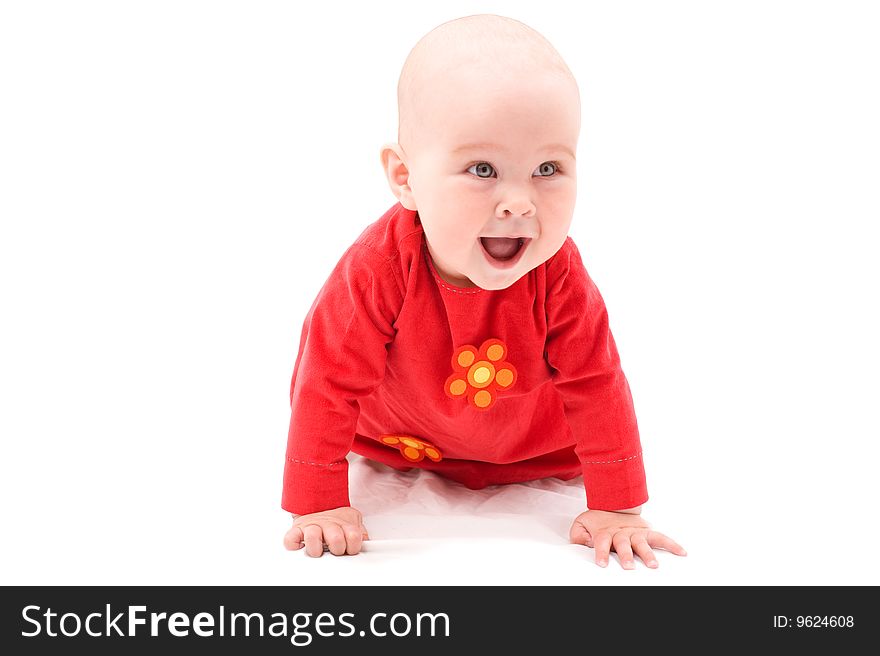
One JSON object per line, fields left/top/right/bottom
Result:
{"left": 1, "top": 0, "right": 878, "bottom": 587}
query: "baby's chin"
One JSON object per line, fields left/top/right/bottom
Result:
{"left": 469, "top": 267, "right": 529, "bottom": 291}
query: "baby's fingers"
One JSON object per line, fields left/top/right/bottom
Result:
{"left": 283, "top": 525, "right": 304, "bottom": 551}
{"left": 612, "top": 532, "right": 636, "bottom": 570}
{"left": 302, "top": 524, "right": 326, "bottom": 557}
{"left": 322, "top": 523, "right": 347, "bottom": 556}
{"left": 631, "top": 534, "right": 658, "bottom": 568}
{"left": 647, "top": 531, "right": 687, "bottom": 557}
{"left": 296, "top": 522, "right": 368, "bottom": 557}
{"left": 344, "top": 526, "right": 366, "bottom": 555}
{"left": 592, "top": 531, "right": 613, "bottom": 567}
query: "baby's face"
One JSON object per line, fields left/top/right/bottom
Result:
{"left": 404, "top": 68, "right": 580, "bottom": 290}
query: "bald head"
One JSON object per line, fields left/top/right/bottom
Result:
{"left": 396, "top": 14, "right": 580, "bottom": 156}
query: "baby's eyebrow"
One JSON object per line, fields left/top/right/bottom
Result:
{"left": 453, "top": 142, "right": 575, "bottom": 159}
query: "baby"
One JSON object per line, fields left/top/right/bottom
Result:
{"left": 281, "top": 14, "right": 686, "bottom": 569}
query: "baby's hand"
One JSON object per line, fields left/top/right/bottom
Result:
{"left": 569, "top": 509, "right": 686, "bottom": 569}
{"left": 283, "top": 506, "right": 369, "bottom": 557}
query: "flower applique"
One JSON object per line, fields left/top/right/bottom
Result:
{"left": 379, "top": 434, "right": 443, "bottom": 463}
{"left": 444, "top": 338, "right": 517, "bottom": 410}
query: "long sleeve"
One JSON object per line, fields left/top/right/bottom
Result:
{"left": 544, "top": 240, "right": 648, "bottom": 510}
{"left": 281, "top": 242, "right": 402, "bottom": 515}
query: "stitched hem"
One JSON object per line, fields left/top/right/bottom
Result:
{"left": 581, "top": 452, "right": 642, "bottom": 465}
{"left": 286, "top": 457, "right": 347, "bottom": 468}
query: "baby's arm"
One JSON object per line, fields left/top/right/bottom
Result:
{"left": 569, "top": 507, "right": 686, "bottom": 569}
{"left": 284, "top": 506, "right": 369, "bottom": 557}
{"left": 544, "top": 243, "right": 683, "bottom": 568}
{"left": 281, "top": 243, "right": 402, "bottom": 544}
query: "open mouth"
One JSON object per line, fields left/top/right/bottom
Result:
{"left": 479, "top": 237, "right": 530, "bottom": 269}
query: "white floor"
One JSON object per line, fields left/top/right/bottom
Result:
{"left": 5, "top": 453, "right": 871, "bottom": 587}
{"left": 278, "top": 456, "right": 696, "bottom": 586}
{"left": 271, "top": 457, "right": 876, "bottom": 587}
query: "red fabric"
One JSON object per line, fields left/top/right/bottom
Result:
{"left": 282, "top": 203, "right": 648, "bottom": 515}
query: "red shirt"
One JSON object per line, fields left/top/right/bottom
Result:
{"left": 282, "top": 203, "right": 648, "bottom": 515}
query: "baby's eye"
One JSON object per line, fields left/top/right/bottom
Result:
{"left": 534, "top": 161, "right": 559, "bottom": 177}
{"left": 467, "top": 162, "right": 496, "bottom": 178}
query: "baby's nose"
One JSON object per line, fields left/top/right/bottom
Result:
{"left": 497, "top": 196, "right": 536, "bottom": 218}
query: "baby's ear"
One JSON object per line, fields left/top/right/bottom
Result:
{"left": 380, "top": 142, "right": 417, "bottom": 211}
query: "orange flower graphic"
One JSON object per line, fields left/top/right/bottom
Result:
{"left": 379, "top": 434, "right": 443, "bottom": 463}
{"left": 444, "top": 338, "right": 517, "bottom": 410}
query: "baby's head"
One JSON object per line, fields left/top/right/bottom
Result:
{"left": 381, "top": 14, "right": 581, "bottom": 290}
